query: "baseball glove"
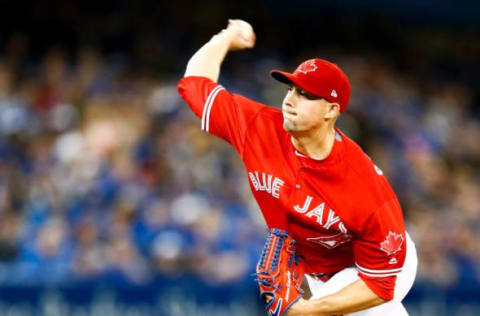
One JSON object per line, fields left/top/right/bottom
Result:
{"left": 254, "top": 228, "right": 305, "bottom": 316}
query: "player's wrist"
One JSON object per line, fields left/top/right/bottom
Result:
{"left": 223, "top": 28, "right": 243, "bottom": 51}
{"left": 209, "top": 29, "right": 235, "bottom": 50}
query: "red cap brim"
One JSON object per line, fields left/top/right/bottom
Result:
{"left": 270, "top": 70, "right": 296, "bottom": 85}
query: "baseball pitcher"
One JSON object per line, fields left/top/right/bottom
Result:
{"left": 177, "top": 19, "right": 417, "bottom": 316}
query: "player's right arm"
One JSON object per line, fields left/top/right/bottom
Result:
{"left": 184, "top": 19, "right": 255, "bottom": 82}
{"left": 178, "top": 20, "right": 265, "bottom": 156}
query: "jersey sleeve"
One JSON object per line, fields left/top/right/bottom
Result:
{"left": 352, "top": 198, "right": 407, "bottom": 301}
{"left": 177, "top": 76, "right": 265, "bottom": 155}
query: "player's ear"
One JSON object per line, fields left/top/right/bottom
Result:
{"left": 325, "top": 102, "right": 340, "bottom": 119}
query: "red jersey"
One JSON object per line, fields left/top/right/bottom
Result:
{"left": 178, "top": 76, "right": 407, "bottom": 301}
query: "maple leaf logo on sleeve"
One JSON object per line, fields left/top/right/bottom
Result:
{"left": 380, "top": 231, "right": 404, "bottom": 255}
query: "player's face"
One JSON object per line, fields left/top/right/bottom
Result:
{"left": 282, "top": 85, "right": 334, "bottom": 133}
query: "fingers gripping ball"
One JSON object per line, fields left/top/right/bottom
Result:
{"left": 255, "top": 229, "right": 305, "bottom": 316}
{"left": 236, "top": 20, "right": 255, "bottom": 42}
{"left": 227, "top": 19, "right": 256, "bottom": 50}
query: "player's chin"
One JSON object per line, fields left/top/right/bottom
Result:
{"left": 283, "top": 120, "right": 298, "bottom": 133}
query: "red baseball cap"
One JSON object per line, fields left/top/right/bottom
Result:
{"left": 271, "top": 58, "right": 351, "bottom": 113}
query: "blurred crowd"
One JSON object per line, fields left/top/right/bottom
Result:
{"left": 0, "top": 29, "right": 479, "bottom": 293}
{"left": 0, "top": 43, "right": 268, "bottom": 286}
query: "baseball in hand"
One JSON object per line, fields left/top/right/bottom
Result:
{"left": 237, "top": 20, "right": 254, "bottom": 41}
{"left": 227, "top": 19, "right": 256, "bottom": 50}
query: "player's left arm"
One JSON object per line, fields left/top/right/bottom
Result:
{"left": 287, "top": 279, "right": 385, "bottom": 316}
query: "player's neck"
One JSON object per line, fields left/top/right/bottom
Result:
{"left": 290, "top": 124, "right": 336, "bottom": 160}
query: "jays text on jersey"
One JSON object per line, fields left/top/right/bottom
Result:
{"left": 178, "top": 76, "right": 407, "bottom": 301}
